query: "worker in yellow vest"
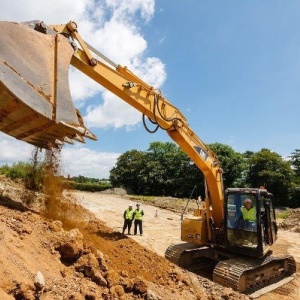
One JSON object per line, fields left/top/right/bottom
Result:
{"left": 122, "top": 203, "right": 134, "bottom": 235}
{"left": 240, "top": 198, "right": 256, "bottom": 231}
{"left": 133, "top": 203, "right": 144, "bottom": 236}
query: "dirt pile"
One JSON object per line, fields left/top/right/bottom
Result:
{"left": 0, "top": 177, "right": 250, "bottom": 300}
{"left": 278, "top": 208, "right": 300, "bottom": 232}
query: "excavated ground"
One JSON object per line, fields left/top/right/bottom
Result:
{"left": 0, "top": 176, "right": 299, "bottom": 299}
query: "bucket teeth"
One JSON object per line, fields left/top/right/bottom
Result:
{"left": 73, "top": 134, "right": 85, "bottom": 143}
{"left": 63, "top": 137, "right": 74, "bottom": 144}
{"left": 55, "top": 139, "right": 64, "bottom": 146}
{"left": 84, "top": 129, "right": 97, "bottom": 141}
{"left": 59, "top": 121, "right": 97, "bottom": 141}
{"left": 59, "top": 121, "right": 86, "bottom": 134}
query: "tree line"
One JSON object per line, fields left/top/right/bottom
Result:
{"left": 0, "top": 143, "right": 299, "bottom": 208}
{"left": 109, "top": 142, "right": 300, "bottom": 208}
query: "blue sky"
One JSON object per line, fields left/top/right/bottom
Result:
{"left": 0, "top": 1, "right": 299, "bottom": 178}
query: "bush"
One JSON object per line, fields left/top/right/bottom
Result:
{"left": 0, "top": 164, "right": 10, "bottom": 175}
{"left": 1, "top": 161, "right": 46, "bottom": 191}
{"left": 6, "top": 162, "right": 29, "bottom": 180}
{"left": 1, "top": 162, "right": 112, "bottom": 193}
{"left": 65, "top": 180, "right": 112, "bottom": 192}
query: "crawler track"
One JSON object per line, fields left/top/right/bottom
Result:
{"left": 165, "top": 243, "right": 296, "bottom": 293}
{"left": 213, "top": 255, "right": 296, "bottom": 292}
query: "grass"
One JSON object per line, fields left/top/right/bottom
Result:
{"left": 127, "top": 194, "right": 199, "bottom": 214}
{"left": 276, "top": 209, "right": 291, "bottom": 219}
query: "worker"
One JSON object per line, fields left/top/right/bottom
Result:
{"left": 122, "top": 204, "right": 134, "bottom": 235}
{"left": 227, "top": 208, "right": 238, "bottom": 229}
{"left": 240, "top": 198, "right": 257, "bottom": 231}
{"left": 133, "top": 203, "right": 144, "bottom": 236}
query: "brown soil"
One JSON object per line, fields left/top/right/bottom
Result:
{"left": 0, "top": 177, "right": 299, "bottom": 300}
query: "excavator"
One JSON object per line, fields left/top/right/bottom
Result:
{"left": 0, "top": 20, "right": 296, "bottom": 293}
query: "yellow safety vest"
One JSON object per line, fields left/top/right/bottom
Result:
{"left": 134, "top": 209, "right": 143, "bottom": 220}
{"left": 125, "top": 209, "right": 134, "bottom": 220}
{"left": 241, "top": 207, "right": 256, "bottom": 221}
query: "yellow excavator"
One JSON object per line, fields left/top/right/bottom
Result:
{"left": 0, "top": 20, "right": 296, "bottom": 293}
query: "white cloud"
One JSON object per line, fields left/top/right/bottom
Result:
{"left": 0, "top": 0, "right": 91, "bottom": 23}
{"left": 106, "top": 0, "right": 155, "bottom": 23}
{"left": 61, "top": 146, "right": 120, "bottom": 178}
{"left": 0, "top": 133, "right": 33, "bottom": 164}
{"left": 69, "top": 68, "right": 104, "bottom": 104}
{"left": 132, "top": 56, "right": 166, "bottom": 87}
{"left": 93, "top": 20, "right": 147, "bottom": 65}
{"left": 85, "top": 91, "right": 141, "bottom": 129}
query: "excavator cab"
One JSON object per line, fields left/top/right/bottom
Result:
{"left": 224, "top": 188, "right": 277, "bottom": 258}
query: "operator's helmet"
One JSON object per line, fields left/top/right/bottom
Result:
{"left": 129, "top": 203, "right": 133, "bottom": 207}
{"left": 244, "top": 198, "right": 252, "bottom": 204}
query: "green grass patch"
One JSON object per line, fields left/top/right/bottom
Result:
{"left": 276, "top": 210, "right": 290, "bottom": 219}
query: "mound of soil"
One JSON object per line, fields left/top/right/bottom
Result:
{"left": 278, "top": 208, "right": 300, "bottom": 232}
{"left": 0, "top": 177, "right": 250, "bottom": 300}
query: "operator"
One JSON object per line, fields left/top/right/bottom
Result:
{"left": 133, "top": 203, "right": 144, "bottom": 236}
{"left": 122, "top": 204, "right": 134, "bottom": 235}
{"left": 240, "top": 198, "right": 257, "bottom": 231}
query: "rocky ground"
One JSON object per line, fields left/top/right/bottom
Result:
{"left": 0, "top": 176, "right": 299, "bottom": 300}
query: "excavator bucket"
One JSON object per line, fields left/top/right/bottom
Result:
{"left": 0, "top": 21, "right": 96, "bottom": 149}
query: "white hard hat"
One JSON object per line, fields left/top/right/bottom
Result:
{"left": 129, "top": 203, "right": 133, "bottom": 207}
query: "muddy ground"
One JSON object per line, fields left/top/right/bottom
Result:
{"left": 0, "top": 177, "right": 299, "bottom": 299}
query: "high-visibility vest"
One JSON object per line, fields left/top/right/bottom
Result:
{"left": 134, "top": 209, "right": 144, "bottom": 220}
{"left": 241, "top": 207, "right": 256, "bottom": 221}
{"left": 125, "top": 209, "right": 134, "bottom": 220}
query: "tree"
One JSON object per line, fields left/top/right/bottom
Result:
{"left": 247, "top": 149, "right": 295, "bottom": 206}
{"left": 141, "top": 142, "right": 172, "bottom": 195}
{"left": 110, "top": 150, "right": 145, "bottom": 194}
{"left": 288, "top": 149, "right": 300, "bottom": 207}
{"left": 288, "top": 149, "right": 300, "bottom": 177}
{"left": 109, "top": 142, "right": 204, "bottom": 197}
{"left": 243, "top": 150, "right": 255, "bottom": 159}
{"left": 208, "top": 143, "right": 247, "bottom": 188}
{"left": 140, "top": 142, "right": 202, "bottom": 197}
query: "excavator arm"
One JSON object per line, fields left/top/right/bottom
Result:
{"left": 0, "top": 20, "right": 223, "bottom": 227}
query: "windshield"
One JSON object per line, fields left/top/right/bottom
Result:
{"left": 226, "top": 193, "right": 258, "bottom": 248}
